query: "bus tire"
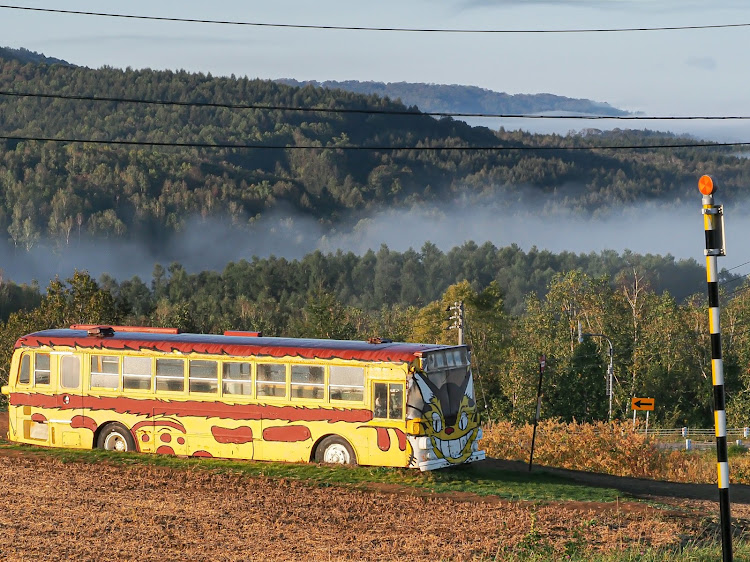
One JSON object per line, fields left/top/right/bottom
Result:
{"left": 97, "top": 423, "right": 136, "bottom": 453}
{"left": 315, "top": 436, "right": 357, "bottom": 466}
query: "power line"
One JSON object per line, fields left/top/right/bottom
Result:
{"left": 704, "top": 275, "right": 750, "bottom": 305}
{"left": 0, "top": 134, "right": 744, "bottom": 151}
{"left": 718, "top": 264, "right": 750, "bottom": 290}
{"left": 725, "top": 259, "right": 750, "bottom": 273}
{"left": 666, "top": 262, "right": 750, "bottom": 303}
{"left": 721, "top": 283, "right": 750, "bottom": 301}
{"left": 0, "top": 90, "right": 427, "bottom": 117}
{"left": 5, "top": 90, "right": 750, "bottom": 121}
{"left": 706, "top": 261, "right": 750, "bottom": 293}
{"left": 1, "top": 5, "right": 747, "bottom": 34}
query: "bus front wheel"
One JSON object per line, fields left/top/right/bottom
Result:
{"left": 97, "top": 423, "right": 136, "bottom": 452}
{"left": 315, "top": 436, "right": 357, "bottom": 466}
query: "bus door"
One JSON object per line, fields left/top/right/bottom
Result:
{"left": 16, "top": 351, "right": 53, "bottom": 445}
{"left": 11, "top": 351, "right": 39, "bottom": 444}
{"left": 51, "top": 353, "right": 86, "bottom": 448}
{"left": 369, "top": 376, "right": 406, "bottom": 465}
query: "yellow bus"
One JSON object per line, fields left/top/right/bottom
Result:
{"left": 1, "top": 325, "right": 485, "bottom": 470}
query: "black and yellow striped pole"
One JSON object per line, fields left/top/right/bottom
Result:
{"left": 700, "top": 174, "right": 732, "bottom": 561}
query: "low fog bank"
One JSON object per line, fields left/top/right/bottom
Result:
{"left": 463, "top": 116, "right": 750, "bottom": 145}
{"left": 2, "top": 195, "right": 746, "bottom": 288}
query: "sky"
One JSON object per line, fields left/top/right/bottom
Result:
{"left": 1, "top": 0, "right": 748, "bottom": 117}
{"left": 1, "top": 1, "right": 750, "bottom": 282}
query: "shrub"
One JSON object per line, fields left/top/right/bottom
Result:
{"left": 482, "top": 420, "right": 750, "bottom": 484}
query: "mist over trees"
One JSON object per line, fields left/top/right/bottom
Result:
{"left": 2, "top": 51, "right": 750, "bottom": 255}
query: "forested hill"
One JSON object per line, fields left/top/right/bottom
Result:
{"left": 0, "top": 47, "right": 71, "bottom": 67}
{"left": 1, "top": 49, "right": 750, "bottom": 253}
{"left": 276, "top": 79, "right": 629, "bottom": 116}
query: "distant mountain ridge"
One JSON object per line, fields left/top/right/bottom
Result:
{"left": 1, "top": 47, "right": 627, "bottom": 116}
{"left": 0, "top": 47, "right": 72, "bottom": 67}
{"left": 276, "top": 79, "right": 629, "bottom": 116}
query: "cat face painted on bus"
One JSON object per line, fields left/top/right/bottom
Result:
{"left": 412, "top": 372, "right": 479, "bottom": 464}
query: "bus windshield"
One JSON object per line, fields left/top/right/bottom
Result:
{"left": 407, "top": 366, "right": 473, "bottom": 421}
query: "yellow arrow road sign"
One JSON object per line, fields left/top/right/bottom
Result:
{"left": 631, "top": 397, "right": 655, "bottom": 411}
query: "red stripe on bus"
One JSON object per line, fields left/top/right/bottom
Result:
{"left": 376, "top": 427, "right": 390, "bottom": 451}
{"left": 70, "top": 415, "right": 98, "bottom": 432}
{"left": 394, "top": 429, "right": 407, "bottom": 451}
{"left": 211, "top": 425, "right": 253, "bottom": 444}
{"left": 262, "top": 425, "right": 311, "bottom": 442}
{"left": 10, "top": 393, "right": 373, "bottom": 423}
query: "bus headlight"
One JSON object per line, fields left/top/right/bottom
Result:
{"left": 420, "top": 450, "right": 435, "bottom": 462}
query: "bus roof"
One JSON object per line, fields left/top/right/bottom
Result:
{"left": 15, "top": 328, "right": 461, "bottom": 364}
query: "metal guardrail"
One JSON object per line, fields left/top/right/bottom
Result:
{"left": 637, "top": 427, "right": 750, "bottom": 441}
{"left": 635, "top": 427, "right": 750, "bottom": 450}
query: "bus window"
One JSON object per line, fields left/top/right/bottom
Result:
{"left": 373, "top": 382, "right": 404, "bottom": 420}
{"left": 156, "top": 358, "right": 185, "bottom": 392}
{"left": 329, "top": 366, "right": 364, "bottom": 401}
{"left": 34, "top": 353, "right": 51, "bottom": 386}
{"left": 389, "top": 384, "right": 403, "bottom": 419}
{"left": 19, "top": 354, "right": 30, "bottom": 385}
{"left": 222, "top": 362, "right": 251, "bottom": 396}
{"left": 189, "top": 360, "right": 218, "bottom": 394}
{"left": 123, "top": 356, "right": 152, "bottom": 391}
{"left": 91, "top": 355, "right": 119, "bottom": 389}
{"left": 291, "top": 365, "right": 324, "bottom": 399}
{"left": 257, "top": 363, "right": 286, "bottom": 397}
{"left": 60, "top": 355, "right": 80, "bottom": 389}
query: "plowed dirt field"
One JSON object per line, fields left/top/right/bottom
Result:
{"left": 0, "top": 413, "right": 747, "bottom": 561}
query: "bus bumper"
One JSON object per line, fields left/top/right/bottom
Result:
{"left": 411, "top": 427, "right": 486, "bottom": 471}
{"left": 418, "top": 450, "right": 486, "bottom": 471}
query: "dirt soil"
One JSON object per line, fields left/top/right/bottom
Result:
{"left": 0, "top": 413, "right": 747, "bottom": 561}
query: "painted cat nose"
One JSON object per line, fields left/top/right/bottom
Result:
{"left": 445, "top": 427, "right": 454, "bottom": 435}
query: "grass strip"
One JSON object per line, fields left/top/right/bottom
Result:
{"left": 0, "top": 439, "right": 627, "bottom": 503}
{"left": 493, "top": 540, "right": 750, "bottom": 561}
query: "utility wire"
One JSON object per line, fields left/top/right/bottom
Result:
{"left": 725, "top": 259, "right": 750, "bottom": 273}
{"left": 0, "top": 90, "right": 429, "bottom": 117}
{"left": 700, "top": 262, "right": 750, "bottom": 295}
{"left": 0, "top": 134, "right": 744, "bottom": 151}
{"left": 667, "top": 262, "right": 750, "bottom": 303}
{"left": 1, "top": 5, "right": 748, "bottom": 34}
{"left": 4, "top": 90, "right": 750, "bottom": 121}
{"left": 718, "top": 265, "right": 750, "bottom": 289}
{"left": 721, "top": 283, "right": 750, "bottom": 300}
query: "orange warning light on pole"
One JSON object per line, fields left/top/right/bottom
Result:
{"left": 699, "top": 175, "right": 715, "bottom": 195}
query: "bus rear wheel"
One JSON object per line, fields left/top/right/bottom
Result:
{"left": 315, "top": 436, "right": 357, "bottom": 466}
{"left": 97, "top": 423, "right": 136, "bottom": 452}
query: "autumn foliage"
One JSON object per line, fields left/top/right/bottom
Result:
{"left": 482, "top": 420, "right": 750, "bottom": 484}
